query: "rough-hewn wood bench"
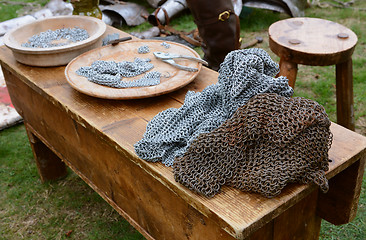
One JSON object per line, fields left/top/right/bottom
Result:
{"left": 1, "top": 27, "right": 365, "bottom": 240}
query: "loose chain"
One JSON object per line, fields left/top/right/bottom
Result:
{"left": 22, "top": 27, "right": 89, "bottom": 48}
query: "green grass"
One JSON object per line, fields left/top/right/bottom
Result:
{"left": 0, "top": 0, "right": 49, "bottom": 20}
{"left": 0, "top": 125, "right": 144, "bottom": 240}
{"left": 320, "top": 172, "right": 366, "bottom": 240}
{"left": 1, "top": 0, "right": 366, "bottom": 239}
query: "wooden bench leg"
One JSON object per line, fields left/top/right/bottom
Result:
{"left": 25, "top": 124, "right": 68, "bottom": 182}
{"left": 246, "top": 190, "right": 321, "bottom": 240}
{"left": 278, "top": 58, "right": 298, "bottom": 89}
{"left": 336, "top": 58, "right": 355, "bottom": 131}
{"left": 272, "top": 190, "right": 321, "bottom": 240}
{"left": 317, "top": 157, "right": 365, "bottom": 225}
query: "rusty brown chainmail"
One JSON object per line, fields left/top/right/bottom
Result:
{"left": 173, "top": 93, "right": 333, "bottom": 198}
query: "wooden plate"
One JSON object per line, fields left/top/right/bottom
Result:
{"left": 65, "top": 40, "right": 203, "bottom": 99}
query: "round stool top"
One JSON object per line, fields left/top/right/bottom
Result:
{"left": 269, "top": 17, "right": 358, "bottom": 66}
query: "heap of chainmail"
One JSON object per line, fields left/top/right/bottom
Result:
{"left": 22, "top": 27, "right": 89, "bottom": 48}
{"left": 138, "top": 45, "right": 150, "bottom": 54}
{"left": 134, "top": 48, "right": 294, "bottom": 166}
{"left": 174, "top": 93, "right": 333, "bottom": 198}
{"left": 76, "top": 58, "right": 161, "bottom": 88}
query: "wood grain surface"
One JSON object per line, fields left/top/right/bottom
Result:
{"left": 269, "top": 17, "right": 357, "bottom": 66}
{"left": 269, "top": 17, "right": 357, "bottom": 130}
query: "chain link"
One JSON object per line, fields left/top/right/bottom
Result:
{"left": 76, "top": 58, "right": 161, "bottom": 88}
{"left": 22, "top": 27, "right": 89, "bottom": 48}
{"left": 134, "top": 48, "right": 294, "bottom": 166}
{"left": 174, "top": 93, "right": 332, "bottom": 198}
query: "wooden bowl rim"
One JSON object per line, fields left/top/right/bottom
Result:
{"left": 3, "top": 15, "right": 106, "bottom": 54}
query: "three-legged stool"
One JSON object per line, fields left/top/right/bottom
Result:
{"left": 269, "top": 17, "right": 358, "bottom": 130}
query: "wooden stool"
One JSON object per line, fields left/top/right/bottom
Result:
{"left": 269, "top": 17, "right": 358, "bottom": 130}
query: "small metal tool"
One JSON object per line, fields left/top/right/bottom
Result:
{"left": 107, "top": 36, "right": 132, "bottom": 46}
{"left": 153, "top": 52, "right": 208, "bottom": 72}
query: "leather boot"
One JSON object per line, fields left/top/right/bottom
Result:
{"left": 186, "top": 0, "right": 241, "bottom": 71}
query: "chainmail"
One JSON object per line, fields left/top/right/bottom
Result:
{"left": 138, "top": 45, "right": 150, "bottom": 54}
{"left": 161, "top": 41, "right": 171, "bottom": 48}
{"left": 22, "top": 27, "right": 89, "bottom": 48}
{"left": 173, "top": 93, "right": 332, "bottom": 198}
{"left": 76, "top": 58, "right": 161, "bottom": 88}
{"left": 134, "top": 48, "right": 294, "bottom": 166}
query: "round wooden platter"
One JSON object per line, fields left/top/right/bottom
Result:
{"left": 65, "top": 40, "right": 203, "bottom": 99}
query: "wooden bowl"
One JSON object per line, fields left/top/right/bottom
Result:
{"left": 3, "top": 15, "right": 106, "bottom": 67}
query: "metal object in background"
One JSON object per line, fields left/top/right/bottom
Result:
{"left": 146, "top": 0, "right": 166, "bottom": 8}
{"left": 147, "top": 0, "right": 307, "bottom": 27}
{"left": 232, "top": 0, "right": 244, "bottom": 16}
{"left": 100, "top": 2, "right": 149, "bottom": 27}
{"left": 242, "top": 0, "right": 308, "bottom": 17}
{"left": 148, "top": 0, "right": 243, "bottom": 26}
{"left": 148, "top": 0, "right": 188, "bottom": 26}
{"left": 153, "top": 51, "right": 208, "bottom": 72}
{"left": 130, "top": 26, "right": 161, "bottom": 39}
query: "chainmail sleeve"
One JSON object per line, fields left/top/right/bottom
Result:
{"left": 134, "top": 48, "right": 294, "bottom": 166}
{"left": 173, "top": 93, "right": 333, "bottom": 198}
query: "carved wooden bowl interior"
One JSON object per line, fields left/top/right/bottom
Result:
{"left": 3, "top": 15, "right": 106, "bottom": 67}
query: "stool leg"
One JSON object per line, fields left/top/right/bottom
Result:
{"left": 336, "top": 58, "right": 355, "bottom": 131}
{"left": 278, "top": 58, "right": 298, "bottom": 89}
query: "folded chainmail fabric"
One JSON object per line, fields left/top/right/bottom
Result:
{"left": 134, "top": 48, "right": 294, "bottom": 166}
{"left": 174, "top": 93, "right": 333, "bottom": 198}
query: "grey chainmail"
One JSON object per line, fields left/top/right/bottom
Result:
{"left": 134, "top": 48, "right": 294, "bottom": 166}
{"left": 22, "top": 27, "right": 89, "bottom": 48}
{"left": 161, "top": 42, "right": 171, "bottom": 48}
{"left": 174, "top": 93, "right": 332, "bottom": 198}
{"left": 138, "top": 45, "right": 150, "bottom": 54}
{"left": 76, "top": 58, "right": 161, "bottom": 88}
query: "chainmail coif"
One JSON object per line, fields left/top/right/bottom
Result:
{"left": 174, "top": 93, "right": 332, "bottom": 198}
{"left": 134, "top": 48, "right": 294, "bottom": 166}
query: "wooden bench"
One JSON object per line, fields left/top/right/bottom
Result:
{"left": 1, "top": 26, "right": 365, "bottom": 240}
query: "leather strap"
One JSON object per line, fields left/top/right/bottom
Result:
{"left": 162, "top": 25, "right": 202, "bottom": 47}
{"left": 155, "top": 7, "right": 170, "bottom": 27}
{"left": 153, "top": 7, "right": 202, "bottom": 47}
